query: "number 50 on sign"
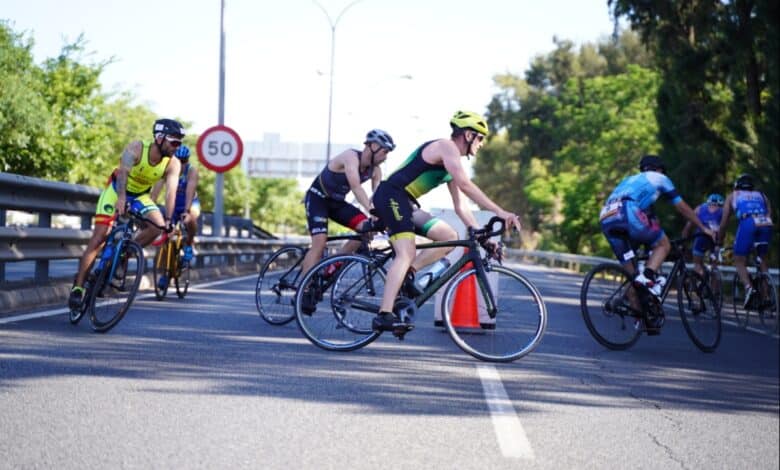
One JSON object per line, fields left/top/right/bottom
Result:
{"left": 196, "top": 125, "right": 244, "bottom": 173}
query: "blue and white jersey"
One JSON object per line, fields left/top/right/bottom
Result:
{"left": 694, "top": 204, "right": 723, "bottom": 232}
{"left": 606, "top": 171, "right": 682, "bottom": 210}
{"left": 732, "top": 190, "right": 768, "bottom": 219}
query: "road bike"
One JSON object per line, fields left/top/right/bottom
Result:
{"left": 580, "top": 235, "right": 721, "bottom": 352}
{"left": 731, "top": 242, "right": 778, "bottom": 333}
{"left": 152, "top": 217, "right": 191, "bottom": 300}
{"left": 69, "top": 209, "right": 160, "bottom": 333}
{"left": 254, "top": 234, "right": 370, "bottom": 325}
{"left": 293, "top": 217, "right": 548, "bottom": 363}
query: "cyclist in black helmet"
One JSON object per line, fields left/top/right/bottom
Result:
{"left": 599, "top": 154, "right": 715, "bottom": 320}
{"left": 68, "top": 118, "right": 185, "bottom": 311}
{"left": 718, "top": 174, "right": 773, "bottom": 308}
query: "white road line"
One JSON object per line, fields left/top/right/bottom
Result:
{"left": 476, "top": 364, "right": 535, "bottom": 459}
{"left": 0, "top": 273, "right": 258, "bottom": 325}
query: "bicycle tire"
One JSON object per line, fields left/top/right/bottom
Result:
{"left": 732, "top": 274, "right": 749, "bottom": 329}
{"left": 678, "top": 269, "right": 721, "bottom": 352}
{"left": 709, "top": 267, "right": 723, "bottom": 313}
{"left": 756, "top": 273, "right": 779, "bottom": 333}
{"left": 580, "top": 263, "right": 641, "bottom": 350}
{"left": 89, "top": 240, "right": 144, "bottom": 333}
{"left": 175, "top": 248, "right": 190, "bottom": 299}
{"left": 255, "top": 246, "right": 306, "bottom": 326}
{"left": 153, "top": 242, "right": 170, "bottom": 301}
{"left": 294, "top": 254, "right": 382, "bottom": 351}
{"left": 442, "top": 266, "right": 547, "bottom": 362}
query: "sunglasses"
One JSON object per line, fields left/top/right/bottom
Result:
{"left": 165, "top": 135, "right": 183, "bottom": 147}
{"left": 472, "top": 132, "right": 485, "bottom": 143}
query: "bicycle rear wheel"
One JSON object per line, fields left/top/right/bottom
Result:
{"left": 89, "top": 241, "right": 144, "bottom": 333}
{"left": 442, "top": 266, "right": 547, "bottom": 362}
{"left": 732, "top": 274, "right": 749, "bottom": 329}
{"left": 295, "top": 254, "right": 382, "bottom": 351}
{"left": 153, "top": 243, "right": 170, "bottom": 300}
{"left": 255, "top": 246, "right": 306, "bottom": 325}
{"left": 580, "top": 263, "right": 641, "bottom": 350}
{"left": 678, "top": 270, "right": 721, "bottom": 352}
{"left": 756, "top": 273, "right": 779, "bottom": 333}
{"left": 174, "top": 245, "right": 190, "bottom": 299}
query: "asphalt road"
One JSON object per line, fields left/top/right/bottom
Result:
{"left": 1, "top": 262, "right": 777, "bottom": 469}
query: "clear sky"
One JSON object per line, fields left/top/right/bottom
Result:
{"left": 4, "top": 0, "right": 616, "bottom": 156}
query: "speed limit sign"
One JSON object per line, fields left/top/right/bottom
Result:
{"left": 196, "top": 125, "right": 244, "bottom": 173}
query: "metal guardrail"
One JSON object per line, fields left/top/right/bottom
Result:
{"left": 506, "top": 248, "right": 779, "bottom": 282}
{"left": 0, "top": 172, "right": 280, "bottom": 285}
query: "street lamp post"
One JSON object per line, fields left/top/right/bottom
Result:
{"left": 312, "top": 0, "right": 365, "bottom": 163}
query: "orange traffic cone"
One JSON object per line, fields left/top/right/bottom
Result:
{"left": 450, "top": 251, "right": 480, "bottom": 328}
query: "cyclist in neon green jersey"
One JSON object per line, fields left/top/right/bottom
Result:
{"left": 370, "top": 110, "right": 521, "bottom": 333}
{"left": 68, "top": 118, "right": 184, "bottom": 310}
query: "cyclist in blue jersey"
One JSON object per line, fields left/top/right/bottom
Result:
{"left": 151, "top": 144, "right": 200, "bottom": 289}
{"left": 717, "top": 174, "right": 773, "bottom": 308}
{"left": 682, "top": 193, "right": 724, "bottom": 277}
{"left": 599, "top": 155, "right": 715, "bottom": 305}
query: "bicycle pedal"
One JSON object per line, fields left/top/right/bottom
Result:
{"left": 392, "top": 323, "right": 414, "bottom": 340}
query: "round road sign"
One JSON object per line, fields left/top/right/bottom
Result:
{"left": 196, "top": 125, "right": 244, "bottom": 173}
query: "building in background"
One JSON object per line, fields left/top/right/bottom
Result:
{"left": 242, "top": 133, "right": 352, "bottom": 190}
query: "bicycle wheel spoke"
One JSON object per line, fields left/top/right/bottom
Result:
{"left": 580, "top": 263, "right": 641, "bottom": 350}
{"left": 757, "top": 274, "right": 779, "bottom": 333}
{"left": 295, "top": 255, "right": 382, "bottom": 351}
{"left": 90, "top": 241, "right": 144, "bottom": 332}
{"left": 678, "top": 270, "right": 721, "bottom": 352}
{"left": 443, "top": 266, "right": 547, "bottom": 362}
{"left": 256, "top": 246, "right": 305, "bottom": 325}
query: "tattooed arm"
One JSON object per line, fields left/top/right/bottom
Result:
{"left": 115, "top": 141, "right": 143, "bottom": 215}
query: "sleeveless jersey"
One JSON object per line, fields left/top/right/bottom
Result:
{"left": 694, "top": 203, "right": 723, "bottom": 232}
{"left": 732, "top": 190, "right": 768, "bottom": 219}
{"left": 175, "top": 163, "right": 197, "bottom": 208}
{"left": 125, "top": 141, "right": 171, "bottom": 194}
{"left": 312, "top": 150, "right": 372, "bottom": 201}
{"left": 385, "top": 140, "right": 453, "bottom": 199}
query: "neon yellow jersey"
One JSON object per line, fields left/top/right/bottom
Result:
{"left": 126, "top": 141, "right": 171, "bottom": 194}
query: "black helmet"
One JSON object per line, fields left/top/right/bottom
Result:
{"left": 153, "top": 118, "right": 185, "bottom": 137}
{"left": 639, "top": 154, "right": 666, "bottom": 173}
{"left": 364, "top": 129, "right": 395, "bottom": 151}
{"left": 734, "top": 173, "right": 754, "bottom": 190}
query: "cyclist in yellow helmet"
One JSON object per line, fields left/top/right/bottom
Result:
{"left": 368, "top": 110, "right": 521, "bottom": 334}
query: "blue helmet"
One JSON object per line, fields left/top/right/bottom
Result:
{"left": 706, "top": 193, "right": 724, "bottom": 206}
{"left": 175, "top": 145, "right": 191, "bottom": 159}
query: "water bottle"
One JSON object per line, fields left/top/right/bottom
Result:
{"left": 415, "top": 258, "right": 451, "bottom": 291}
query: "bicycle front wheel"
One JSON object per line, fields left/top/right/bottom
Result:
{"left": 255, "top": 246, "right": 306, "bottom": 325}
{"left": 153, "top": 243, "right": 170, "bottom": 301}
{"left": 295, "top": 254, "right": 382, "bottom": 351}
{"left": 580, "top": 263, "right": 641, "bottom": 350}
{"left": 89, "top": 240, "right": 144, "bottom": 333}
{"left": 174, "top": 245, "right": 190, "bottom": 299}
{"left": 709, "top": 268, "right": 723, "bottom": 312}
{"left": 732, "top": 274, "right": 749, "bottom": 329}
{"left": 442, "top": 266, "right": 547, "bottom": 362}
{"left": 678, "top": 270, "right": 721, "bottom": 352}
{"left": 756, "top": 273, "right": 779, "bottom": 334}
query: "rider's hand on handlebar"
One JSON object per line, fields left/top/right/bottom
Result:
{"left": 496, "top": 209, "right": 521, "bottom": 235}
{"left": 164, "top": 219, "right": 174, "bottom": 234}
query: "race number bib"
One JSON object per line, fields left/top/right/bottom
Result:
{"left": 753, "top": 214, "right": 773, "bottom": 227}
{"left": 599, "top": 201, "right": 623, "bottom": 221}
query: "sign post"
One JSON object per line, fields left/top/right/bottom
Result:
{"left": 197, "top": 125, "right": 243, "bottom": 236}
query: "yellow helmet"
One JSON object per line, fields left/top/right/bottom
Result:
{"left": 450, "top": 110, "right": 489, "bottom": 136}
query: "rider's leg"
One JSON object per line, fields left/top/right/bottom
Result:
{"left": 379, "top": 235, "right": 416, "bottom": 314}
{"left": 300, "top": 233, "right": 328, "bottom": 275}
{"left": 692, "top": 255, "right": 705, "bottom": 276}
{"left": 411, "top": 220, "right": 457, "bottom": 273}
{"left": 645, "top": 235, "right": 670, "bottom": 272}
{"left": 74, "top": 225, "right": 111, "bottom": 288}
{"left": 134, "top": 209, "right": 165, "bottom": 247}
